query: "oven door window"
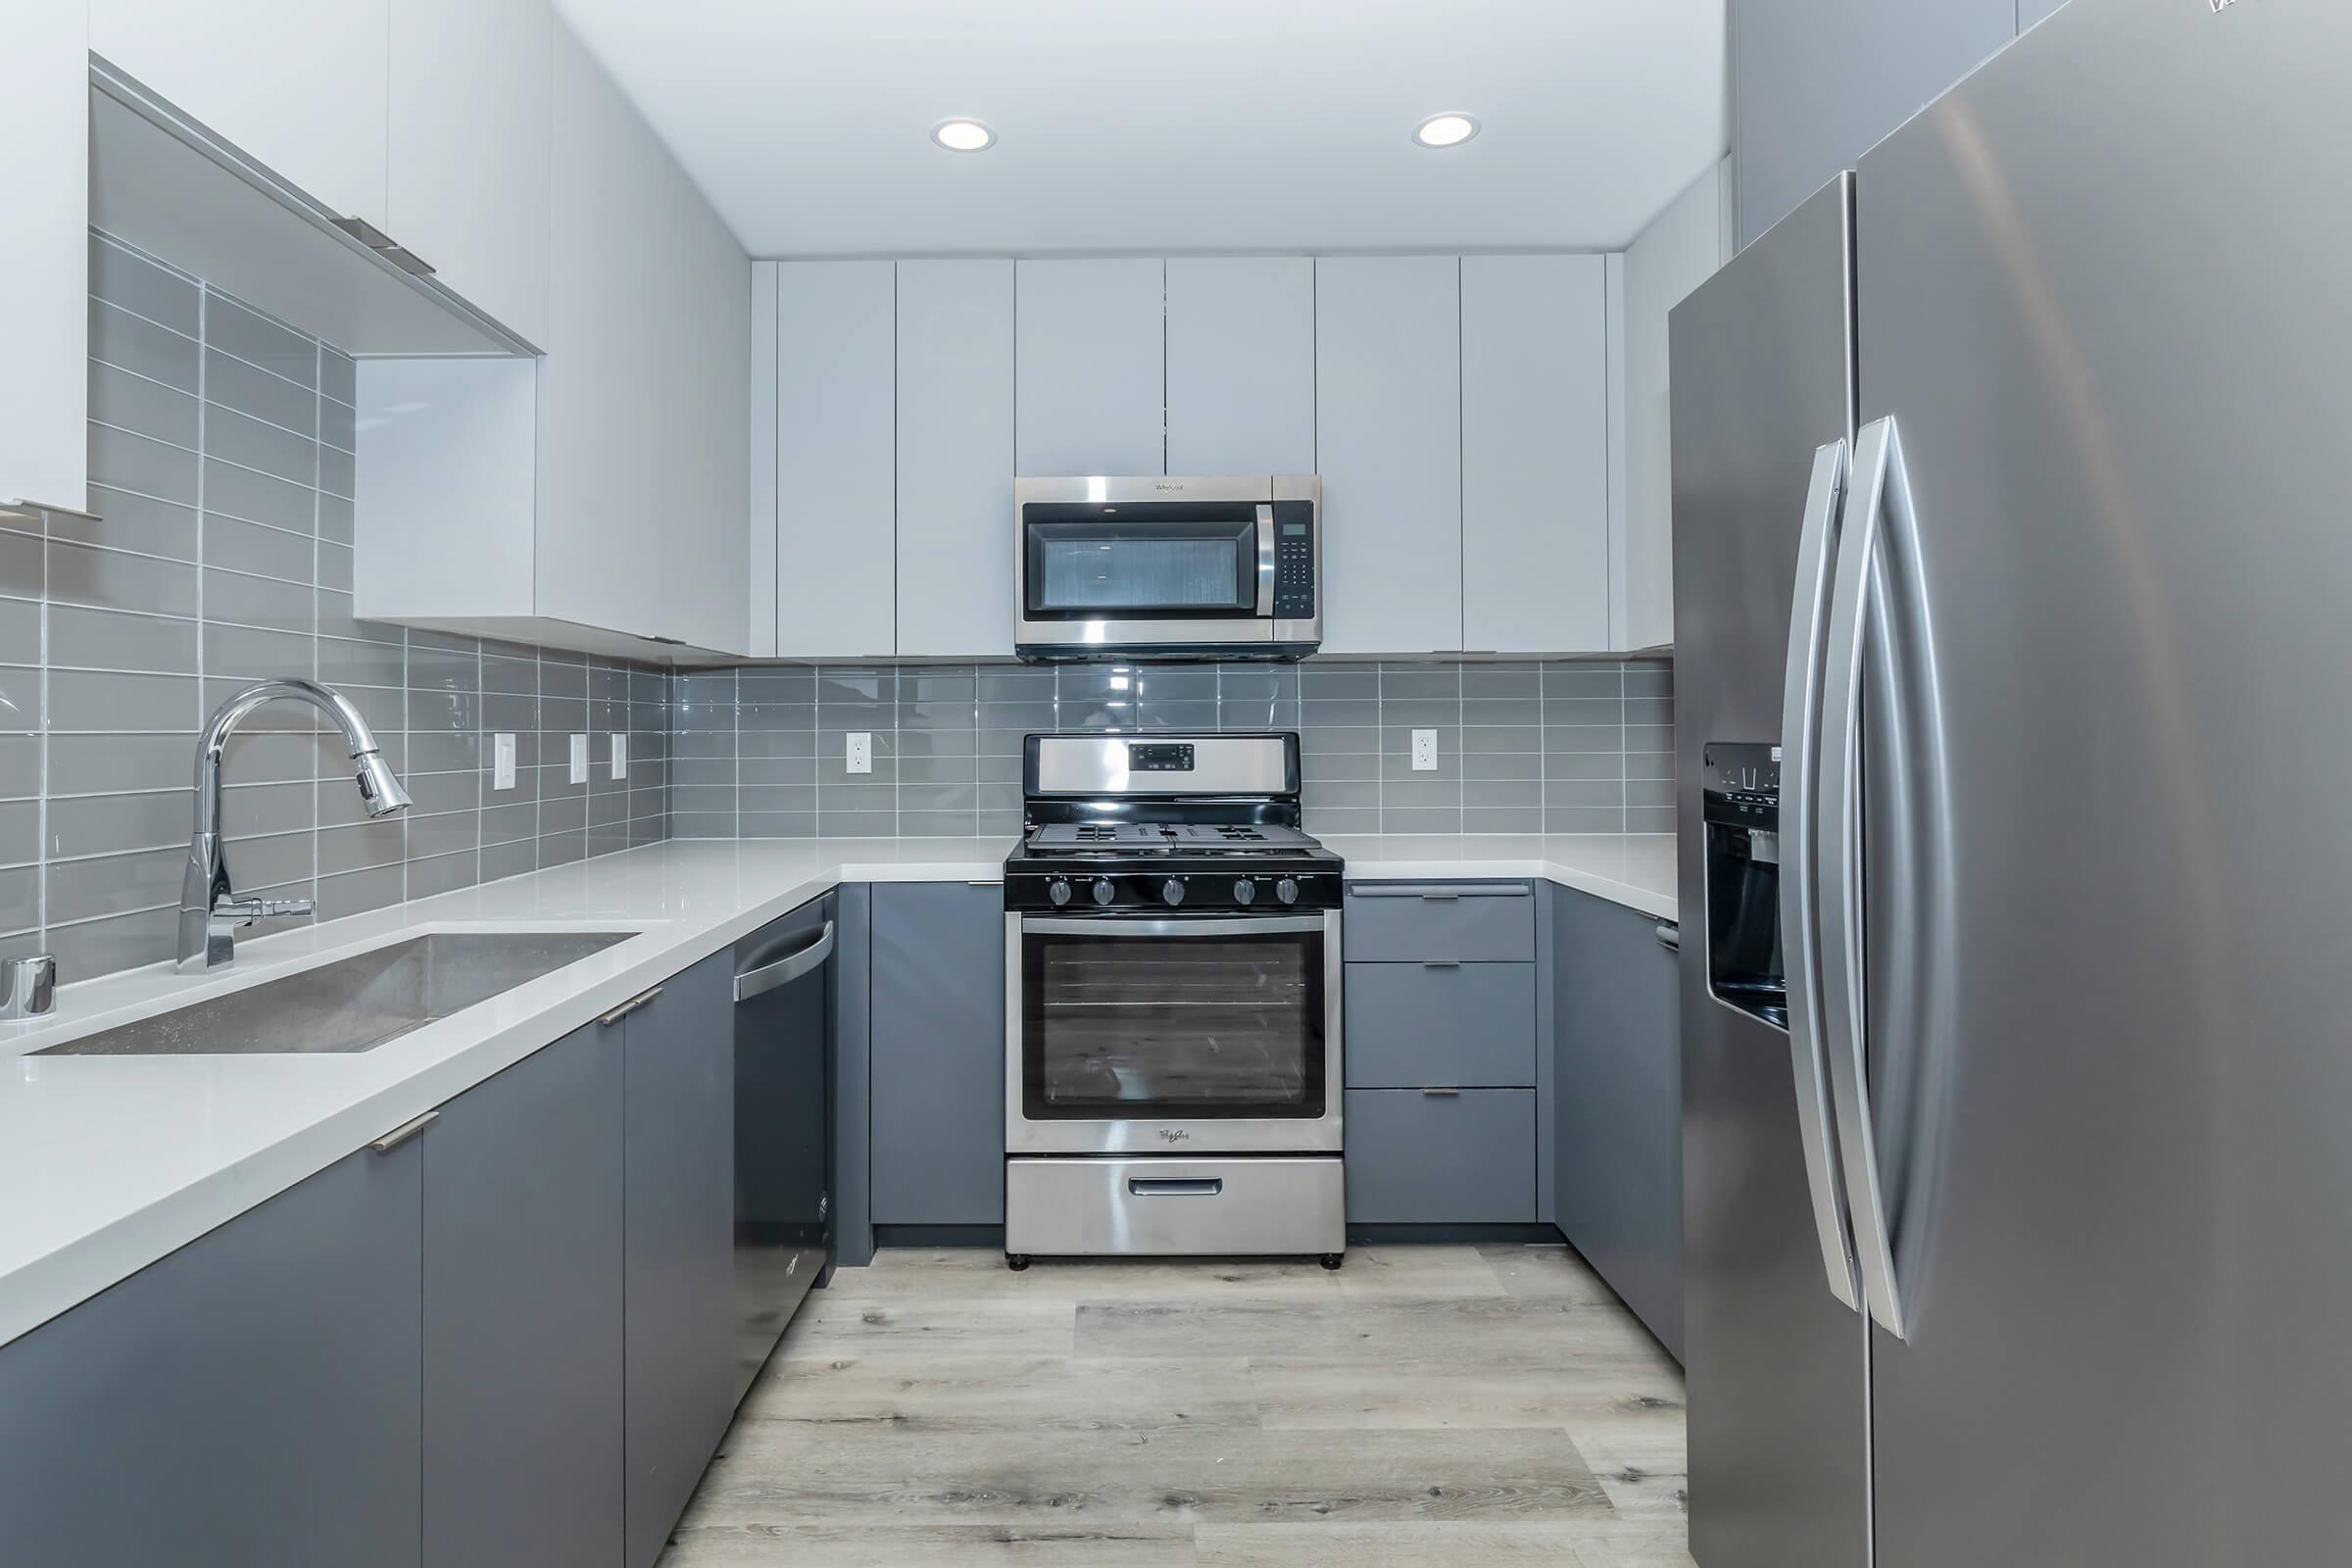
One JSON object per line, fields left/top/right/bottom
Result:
{"left": 1022, "top": 505, "right": 1258, "bottom": 618}
{"left": 1020, "top": 922, "right": 1326, "bottom": 1119}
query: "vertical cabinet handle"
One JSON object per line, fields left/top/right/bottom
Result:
{"left": 1779, "top": 438, "right": 1863, "bottom": 1314}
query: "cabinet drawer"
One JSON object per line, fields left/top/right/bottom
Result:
{"left": 1344, "top": 882, "right": 1535, "bottom": 962}
{"left": 1344, "top": 1088, "right": 1536, "bottom": 1224}
{"left": 1344, "top": 962, "right": 1536, "bottom": 1088}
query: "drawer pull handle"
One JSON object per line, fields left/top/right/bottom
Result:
{"left": 1423, "top": 959, "right": 1462, "bottom": 969}
{"left": 1421, "top": 1087, "right": 1462, "bottom": 1098}
{"left": 598, "top": 985, "right": 662, "bottom": 1026}
{"left": 1129, "top": 1177, "right": 1223, "bottom": 1198}
{"left": 369, "top": 1110, "right": 437, "bottom": 1154}
{"left": 1349, "top": 884, "right": 1531, "bottom": 900}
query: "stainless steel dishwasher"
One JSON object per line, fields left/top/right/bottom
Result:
{"left": 729, "top": 894, "right": 835, "bottom": 1406}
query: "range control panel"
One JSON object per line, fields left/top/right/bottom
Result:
{"left": 1005, "top": 868, "right": 1341, "bottom": 914}
{"left": 1127, "top": 743, "right": 1195, "bottom": 772}
{"left": 1272, "top": 501, "right": 1317, "bottom": 619}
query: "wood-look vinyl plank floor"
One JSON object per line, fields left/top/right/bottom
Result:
{"left": 661, "top": 1243, "right": 1693, "bottom": 1567}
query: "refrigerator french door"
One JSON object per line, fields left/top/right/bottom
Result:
{"left": 1673, "top": 173, "right": 1871, "bottom": 1568}
{"left": 1848, "top": 0, "right": 2352, "bottom": 1562}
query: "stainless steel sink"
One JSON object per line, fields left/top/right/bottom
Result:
{"left": 36, "top": 932, "right": 636, "bottom": 1056}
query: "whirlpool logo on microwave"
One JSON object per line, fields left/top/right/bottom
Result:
{"left": 1159, "top": 1127, "right": 1191, "bottom": 1144}
{"left": 1152, "top": 482, "right": 1186, "bottom": 492}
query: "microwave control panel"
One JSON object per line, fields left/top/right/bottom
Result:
{"left": 1272, "top": 502, "right": 1316, "bottom": 618}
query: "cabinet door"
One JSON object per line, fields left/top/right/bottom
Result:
{"left": 91, "top": 0, "right": 390, "bottom": 227}
{"left": 386, "top": 0, "right": 552, "bottom": 349}
{"left": 539, "top": 24, "right": 663, "bottom": 639}
{"left": 1015, "top": 259, "right": 1164, "bottom": 476}
{"left": 1461, "top": 254, "right": 1610, "bottom": 654}
{"left": 424, "top": 1024, "right": 623, "bottom": 1568}
{"left": 774, "top": 260, "right": 895, "bottom": 658}
{"left": 1165, "top": 257, "right": 1315, "bottom": 475}
{"left": 1313, "top": 256, "right": 1462, "bottom": 655}
{"left": 1344, "top": 1088, "right": 1537, "bottom": 1223}
{"left": 660, "top": 171, "right": 752, "bottom": 656}
{"left": 1553, "top": 888, "right": 1684, "bottom": 1358}
{"left": 0, "top": 0, "right": 87, "bottom": 515}
{"left": 870, "top": 882, "right": 1005, "bottom": 1226}
{"left": 897, "top": 259, "right": 1015, "bottom": 657}
{"left": 0, "top": 1144, "right": 422, "bottom": 1567}
{"left": 621, "top": 952, "right": 736, "bottom": 1568}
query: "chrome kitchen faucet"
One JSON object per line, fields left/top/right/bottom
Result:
{"left": 177, "top": 678, "right": 413, "bottom": 974}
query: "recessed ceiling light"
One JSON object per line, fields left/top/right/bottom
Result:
{"left": 1414, "top": 113, "right": 1481, "bottom": 149}
{"left": 932, "top": 119, "right": 996, "bottom": 153}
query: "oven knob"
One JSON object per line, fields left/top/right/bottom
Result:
{"left": 1161, "top": 877, "right": 1187, "bottom": 906}
{"left": 1232, "top": 878, "right": 1257, "bottom": 906}
{"left": 1048, "top": 876, "right": 1073, "bottom": 907}
{"left": 1091, "top": 877, "right": 1116, "bottom": 906}
{"left": 1275, "top": 876, "right": 1300, "bottom": 906}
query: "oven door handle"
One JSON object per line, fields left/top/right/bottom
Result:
{"left": 1020, "top": 915, "right": 1328, "bottom": 938}
{"left": 1254, "top": 504, "right": 1276, "bottom": 616}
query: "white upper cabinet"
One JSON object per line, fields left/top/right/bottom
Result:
{"left": 1, "top": 0, "right": 89, "bottom": 518}
{"left": 386, "top": 0, "right": 553, "bottom": 348}
{"left": 536, "top": 23, "right": 662, "bottom": 640}
{"left": 1619, "top": 162, "right": 1731, "bottom": 652}
{"left": 897, "top": 260, "right": 1015, "bottom": 659}
{"left": 92, "top": 0, "right": 390, "bottom": 228}
{"left": 659, "top": 172, "right": 751, "bottom": 657}
{"left": 1313, "top": 256, "right": 1462, "bottom": 656}
{"left": 1015, "top": 259, "right": 1165, "bottom": 476}
{"left": 1165, "top": 257, "right": 1315, "bottom": 476}
{"left": 1461, "top": 254, "right": 1611, "bottom": 654}
{"left": 774, "top": 261, "right": 896, "bottom": 660}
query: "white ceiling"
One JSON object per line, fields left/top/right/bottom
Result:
{"left": 549, "top": 0, "right": 1726, "bottom": 259}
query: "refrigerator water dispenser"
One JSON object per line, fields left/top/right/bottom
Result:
{"left": 1702, "top": 742, "right": 1788, "bottom": 1029}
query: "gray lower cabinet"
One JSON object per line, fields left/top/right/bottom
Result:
{"left": 0, "top": 1143, "right": 423, "bottom": 1567}
{"left": 1345, "top": 1087, "right": 1537, "bottom": 1224}
{"left": 1344, "top": 880, "right": 1537, "bottom": 962}
{"left": 1552, "top": 886, "right": 1684, "bottom": 1359}
{"left": 423, "top": 1021, "right": 624, "bottom": 1568}
{"left": 1344, "top": 960, "right": 1537, "bottom": 1089}
{"left": 870, "top": 881, "right": 1006, "bottom": 1226}
{"left": 621, "top": 950, "right": 738, "bottom": 1568}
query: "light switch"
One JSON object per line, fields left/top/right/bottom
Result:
{"left": 1412, "top": 728, "right": 1440, "bottom": 771}
{"left": 492, "top": 733, "right": 516, "bottom": 791}
{"left": 846, "top": 732, "right": 872, "bottom": 774}
{"left": 609, "top": 733, "right": 627, "bottom": 780}
{"left": 568, "top": 733, "right": 589, "bottom": 784}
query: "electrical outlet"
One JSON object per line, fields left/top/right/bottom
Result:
{"left": 846, "top": 732, "right": 872, "bottom": 774}
{"left": 492, "top": 733, "right": 516, "bottom": 791}
{"left": 609, "top": 733, "right": 627, "bottom": 780}
{"left": 1412, "top": 728, "right": 1440, "bottom": 771}
{"left": 568, "top": 733, "right": 589, "bottom": 785}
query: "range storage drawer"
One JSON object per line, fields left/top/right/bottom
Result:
{"left": 1344, "top": 961, "right": 1537, "bottom": 1088}
{"left": 1343, "top": 1088, "right": 1537, "bottom": 1223}
{"left": 1344, "top": 881, "right": 1536, "bottom": 962}
{"left": 1006, "top": 1155, "right": 1346, "bottom": 1256}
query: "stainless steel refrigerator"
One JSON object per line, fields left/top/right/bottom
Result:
{"left": 1672, "top": 1, "right": 2352, "bottom": 1563}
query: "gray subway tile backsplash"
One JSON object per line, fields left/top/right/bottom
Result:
{"left": 671, "top": 657, "right": 1672, "bottom": 839}
{"left": 1, "top": 232, "right": 676, "bottom": 985}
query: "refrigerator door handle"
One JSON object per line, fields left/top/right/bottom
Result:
{"left": 1819, "top": 415, "right": 1911, "bottom": 1342}
{"left": 1778, "top": 438, "right": 1862, "bottom": 1312}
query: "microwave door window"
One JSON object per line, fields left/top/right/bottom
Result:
{"left": 1024, "top": 515, "right": 1256, "bottom": 616}
{"left": 1023, "top": 931, "right": 1326, "bottom": 1119}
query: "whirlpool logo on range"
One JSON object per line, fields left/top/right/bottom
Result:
{"left": 1158, "top": 1128, "right": 1191, "bottom": 1144}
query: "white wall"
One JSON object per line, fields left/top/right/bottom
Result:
{"left": 1617, "top": 159, "right": 1733, "bottom": 651}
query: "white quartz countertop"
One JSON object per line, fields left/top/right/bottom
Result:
{"left": 0, "top": 831, "right": 1676, "bottom": 1348}
{"left": 1326, "top": 833, "right": 1680, "bottom": 922}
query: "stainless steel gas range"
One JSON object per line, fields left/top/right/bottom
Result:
{"left": 1001, "top": 733, "right": 1346, "bottom": 1269}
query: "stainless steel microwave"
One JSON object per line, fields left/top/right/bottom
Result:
{"left": 1013, "top": 475, "right": 1322, "bottom": 662}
